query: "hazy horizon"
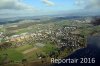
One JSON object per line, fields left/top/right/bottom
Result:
{"left": 0, "top": 0, "right": 100, "bottom": 18}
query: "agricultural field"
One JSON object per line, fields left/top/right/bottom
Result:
{"left": 0, "top": 17, "right": 100, "bottom": 66}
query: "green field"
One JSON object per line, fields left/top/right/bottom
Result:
{"left": 0, "top": 49, "right": 24, "bottom": 62}
{"left": 0, "top": 42, "right": 57, "bottom": 63}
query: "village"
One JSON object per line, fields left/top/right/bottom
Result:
{"left": 0, "top": 20, "right": 89, "bottom": 66}
{"left": 0, "top": 22, "right": 86, "bottom": 49}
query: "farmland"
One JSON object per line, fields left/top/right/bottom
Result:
{"left": 0, "top": 17, "right": 100, "bottom": 66}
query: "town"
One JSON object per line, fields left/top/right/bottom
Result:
{"left": 0, "top": 17, "right": 100, "bottom": 66}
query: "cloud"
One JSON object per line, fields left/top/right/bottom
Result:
{"left": 75, "top": 0, "right": 85, "bottom": 6}
{"left": 0, "top": 0, "right": 35, "bottom": 10}
{"left": 42, "top": 0, "right": 55, "bottom": 6}
{"left": 85, "top": 0, "right": 100, "bottom": 9}
{"left": 75, "top": 0, "right": 100, "bottom": 9}
{"left": 0, "top": 0, "right": 37, "bottom": 18}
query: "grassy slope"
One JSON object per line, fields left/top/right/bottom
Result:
{"left": 0, "top": 49, "right": 24, "bottom": 62}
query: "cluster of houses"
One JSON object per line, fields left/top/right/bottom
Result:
{"left": 0, "top": 29, "right": 52, "bottom": 47}
{"left": 0, "top": 24, "right": 86, "bottom": 49}
{"left": 53, "top": 25, "right": 86, "bottom": 49}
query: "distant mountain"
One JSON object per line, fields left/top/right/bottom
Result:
{"left": 0, "top": 16, "right": 41, "bottom": 25}
{"left": 0, "top": 15, "right": 100, "bottom": 25}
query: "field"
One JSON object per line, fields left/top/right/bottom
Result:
{"left": 0, "top": 42, "right": 57, "bottom": 64}
{"left": 0, "top": 18, "right": 100, "bottom": 66}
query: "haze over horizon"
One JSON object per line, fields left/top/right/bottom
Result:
{"left": 0, "top": 0, "right": 100, "bottom": 18}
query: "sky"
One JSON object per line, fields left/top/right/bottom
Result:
{"left": 0, "top": 0, "right": 100, "bottom": 18}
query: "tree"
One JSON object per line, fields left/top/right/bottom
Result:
{"left": 91, "top": 17, "right": 100, "bottom": 26}
{"left": 22, "top": 59, "right": 27, "bottom": 66}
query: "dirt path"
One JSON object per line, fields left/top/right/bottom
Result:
{"left": 22, "top": 47, "right": 37, "bottom": 54}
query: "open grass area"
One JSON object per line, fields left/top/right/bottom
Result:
{"left": 0, "top": 42, "right": 57, "bottom": 62}
{"left": 15, "top": 45, "right": 33, "bottom": 52}
{"left": 0, "top": 45, "right": 34, "bottom": 62}
{"left": 42, "top": 43, "right": 56, "bottom": 54}
{"left": 0, "top": 49, "right": 24, "bottom": 62}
